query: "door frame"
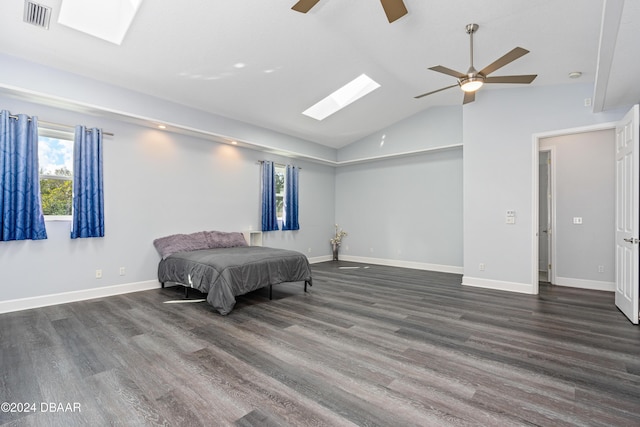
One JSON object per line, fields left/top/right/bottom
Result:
{"left": 531, "top": 121, "right": 618, "bottom": 295}
{"left": 538, "top": 147, "right": 556, "bottom": 285}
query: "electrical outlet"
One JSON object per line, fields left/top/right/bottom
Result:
{"left": 573, "top": 217, "right": 583, "bottom": 224}
{"left": 95, "top": 269, "right": 102, "bottom": 279}
{"left": 119, "top": 267, "right": 126, "bottom": 276}
{"left": 479, "top": 263, "right": 485, "bottom": 271}
{"left": 598, "top": 265, "right": 604, "bottom": 273}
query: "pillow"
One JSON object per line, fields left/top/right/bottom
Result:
{"left": 153, "top": 230, "right": 247, "bottom": 259}
{"left": 153, "top": 233, "right": 204, "bottom": 259}
{"left": 204, "top": 230, "right": 247, "bottom": 249}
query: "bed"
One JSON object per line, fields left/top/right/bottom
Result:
{"left": 154, "top": 231, "right": 312, "bottom": 315}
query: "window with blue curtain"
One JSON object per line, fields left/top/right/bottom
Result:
{"left": 71, "top": 126, "right": 104, "bottom": 239}
{"left": 282, "top": 165, "right": 299, "bottom": 230}
{"left": 261, "top": 160, "right": 279, "bottom": 231}
{"left": 0, "top": 110, "right": 47, "bottom": 241}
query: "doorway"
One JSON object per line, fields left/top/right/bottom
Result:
{"left": 533, "top": 106, "right": 639, "bottom": 324}
{"left": 536, "top": 128, "right": 616, "bottom": 292}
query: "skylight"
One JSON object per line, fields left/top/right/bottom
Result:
{"left": 58, "top": 0, "right": 143, "bottom": 45}
{"left": 302, "top": 74, "right": 381, "bottom": 121}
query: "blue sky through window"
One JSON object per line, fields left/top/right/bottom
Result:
{"left": 39, "top": 136, "right": 73, "bottom": 176}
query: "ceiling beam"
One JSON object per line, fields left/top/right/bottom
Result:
{"left": 592, "top": 0, "right": 625, "bottom": 113}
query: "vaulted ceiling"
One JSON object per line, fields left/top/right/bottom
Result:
{"left": 0, "top": 0, "right": 638, "bottom": 148}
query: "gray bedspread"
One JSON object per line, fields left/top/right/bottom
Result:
{"left": 158, "top": 246, "right": 312, "bottom": 315}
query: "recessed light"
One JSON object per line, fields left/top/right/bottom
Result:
{"left": 302, "top": 74, "right": 381, "bottom": 121}
{"left": 231, "top": 141, "right": 238, "bottom": 145}
{"left": 568, "top": 71, "right": 582, "bottom": 79}
{"left": 234, "top": 63, "right": 246, "bottom": 69}
{"left": 158, "top": 124, "right": 166, "bottom": 129}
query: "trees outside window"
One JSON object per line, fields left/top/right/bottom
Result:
{"left": 38, "top": 134, "right": 73, "bottom": 217}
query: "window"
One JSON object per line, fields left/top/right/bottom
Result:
{"left": 275, "top": 164, "right": 285, "bottom": 220}
{"left": 38, "top": 130, "right": 74, "bottom": 219}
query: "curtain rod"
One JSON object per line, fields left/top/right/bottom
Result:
{"left": 7, "top": 114, "right": 114, "bottom": 137}
{"left": 256, "top": 160, "right": 301, "bottom": 169}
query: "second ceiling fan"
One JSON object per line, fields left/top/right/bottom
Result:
{"left": 415, "top": 24, "right": 537, "bottom": 104}
{"left": 292, "top": 0, "right": 408, "bottom": 23}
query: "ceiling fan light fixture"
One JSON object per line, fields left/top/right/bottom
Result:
{"left": 459, "top": 76, "right": 484, "bottom": 92}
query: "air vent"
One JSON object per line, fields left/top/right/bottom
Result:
{"left": 23, "top": 1, "right": 51, "bottom": 29}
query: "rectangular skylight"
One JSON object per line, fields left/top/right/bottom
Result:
{"left": 58, "top": 0, "right": 143, "bottom": 45}
{"left": 302, "top": 74, "right": 381, "bottom": 121}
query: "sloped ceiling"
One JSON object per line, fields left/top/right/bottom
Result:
{"left": 0, "top": 0, "right": 638, "bottom": 148}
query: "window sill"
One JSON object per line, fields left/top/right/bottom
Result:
{"left": 45, "top": 215, "right": 72, "bottom": 222}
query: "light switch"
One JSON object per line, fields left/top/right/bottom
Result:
{"left": 573, "top": 217, "right": 583, "bottom": 224}
{"left": 506, "top": 210, "right": 516, "bottom": 224}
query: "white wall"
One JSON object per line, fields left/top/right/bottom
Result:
{"left": 463, "top": 83, "right": 627, "bottom": 293}
{"left": 335, "top": 147, "right": 463, "bottom": 272}
{"left": 0, "top": 96, "right": 335, "bottom": 306}
{"left": 0, "top": 53, "right": 337, "bottom": 163}
{"left": 2, "top": 55, "right": 631, "bottom": 310}
{"left": 337, "top": 106, "right": 462, "bottom": 162}
{"left": 541, "top": 129, "right": 616, "bottom": 290}
{"left": 333, "top": 105, "right": 464, "bottom": 273}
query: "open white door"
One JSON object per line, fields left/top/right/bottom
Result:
{"left": 615, "top": 104, "right": 639, "bottom": 324}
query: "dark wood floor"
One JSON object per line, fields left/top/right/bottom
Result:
{"left": 1, "top": 261, "right": 639, "bottom": 426}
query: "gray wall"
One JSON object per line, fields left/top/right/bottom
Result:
{"left": 0, "top": 53, "right": 337, "bottom": 163}
{"left": 0, "top": 97, "right": 336, "bottom": 302}
{"left": 463, "top": 83, "right": 626, "bottom": 293}
{"left": 541, "top": 129, "right": 615, "bottom": 286}
{"left": 332, "top": 105, "right": 464, "bottom": 272}
{"left": 1, "top": 53, "right": 631, "bottom": 305}
{"left": 335, "top": 147, "right": 463, "bottom": 270}
{"left": 337, "top": 106, "right": 462, "bottom": 162}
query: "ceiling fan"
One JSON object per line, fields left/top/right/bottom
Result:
{"left": 291, "top": 0, "right": 408, "bottom": 23}
{"left": 415, "top": 24, "right": 537, "bottom": 104}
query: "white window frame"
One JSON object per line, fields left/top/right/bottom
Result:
{"left": 38, "top": 128, "right": 74, "bottom": 221}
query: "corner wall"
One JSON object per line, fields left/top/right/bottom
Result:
{"left": 334, "top": 105, "right": 464, "bottom": 274}
{"left": 463, "top": 83, "right": 627, "bottom": 293}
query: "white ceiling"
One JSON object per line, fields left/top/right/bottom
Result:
{"left": 0, "top": 0, "right": 638, "bottom": 148}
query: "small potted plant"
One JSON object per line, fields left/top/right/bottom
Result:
{"left": 330, "top": 224, "right": 348, "bottom": 261}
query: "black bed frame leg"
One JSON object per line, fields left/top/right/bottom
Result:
{"left": 184, "top": 286, "right": 189, "bottom": 299}
{"left": 269, "top": 284, "right": 273, "bottom": 300}
{"left": 304, "top": 279, "right": 312, "bottom": 293}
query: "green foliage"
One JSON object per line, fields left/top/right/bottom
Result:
{"left": 40, "top": 167, "right": 72, "bottom": 216}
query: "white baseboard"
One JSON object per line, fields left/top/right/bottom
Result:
{"left": 0, "top": 280, "right": 160, "bottom": 314}
{"left": 308, "top": 255, "right": 333, "bottom": 264}
{"left": 336, "top": 255, "right": 463, "bottom": 275}
{"left": 462, "top": 276, "right": 535, "bottom": 294}
{"left": 554, "top": 276, "right": 615, "bottom": 292}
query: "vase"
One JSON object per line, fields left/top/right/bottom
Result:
{"left": 332, "top": 242, "right": 339, "bottom": 261}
